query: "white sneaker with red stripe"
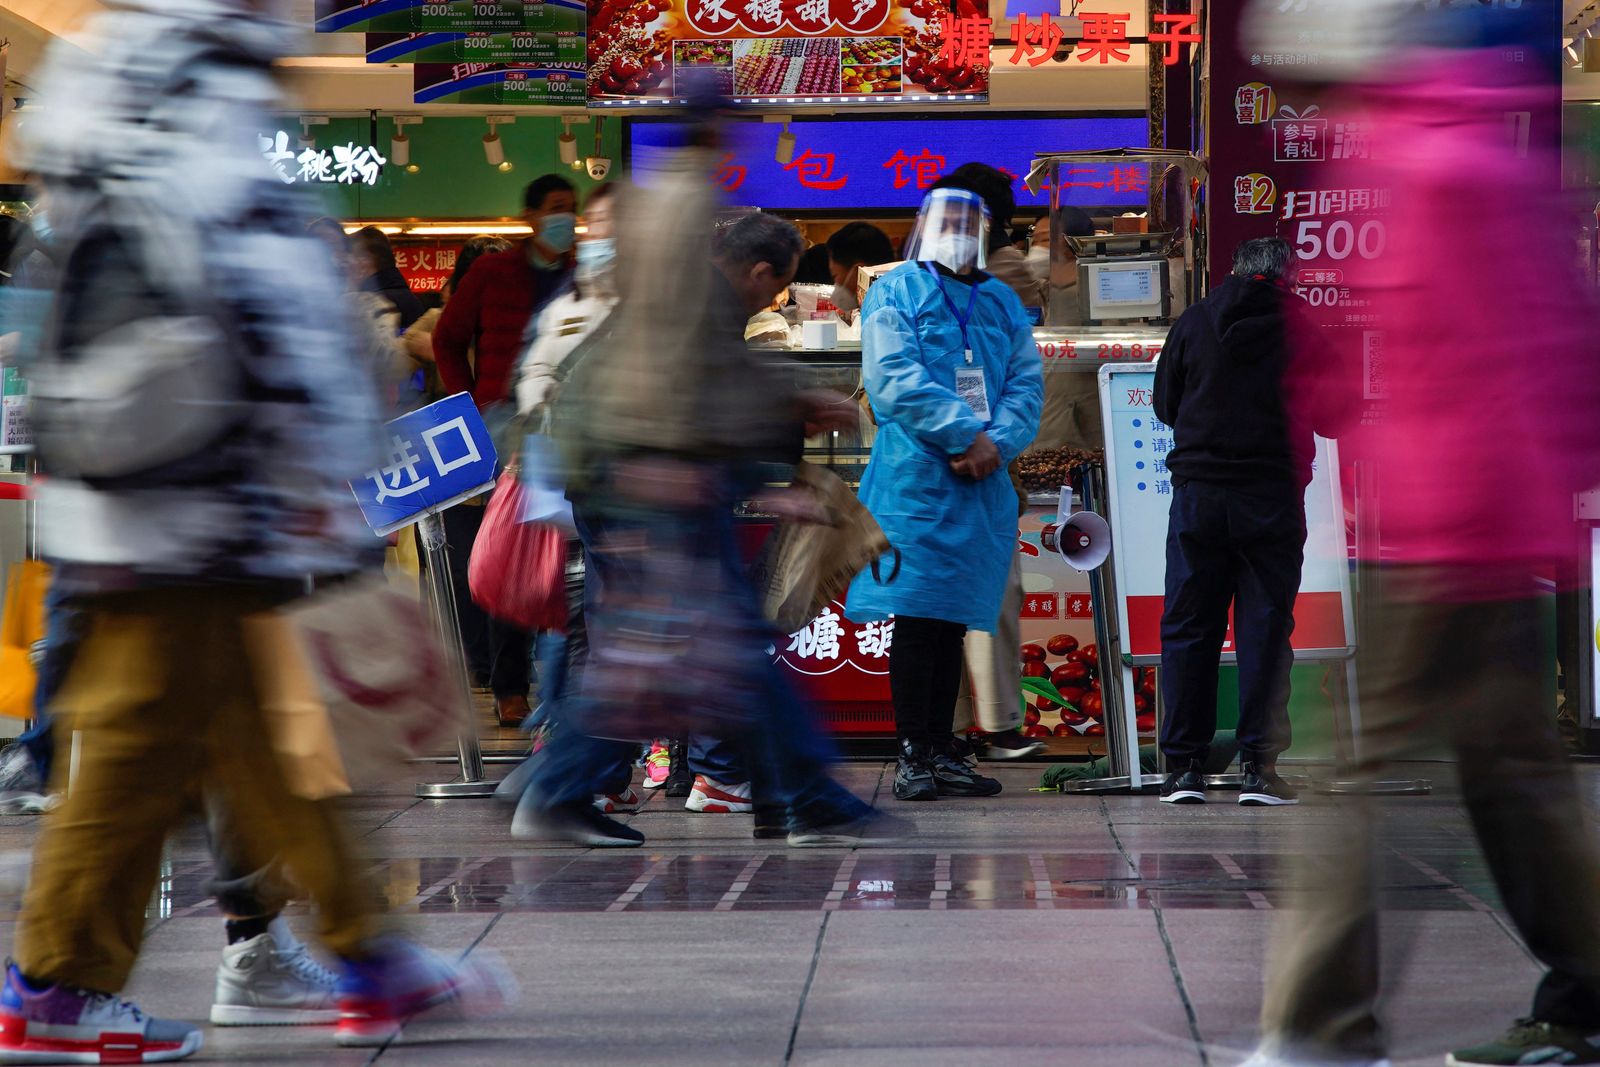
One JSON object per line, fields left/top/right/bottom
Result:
{"left": 594, "top": 786, "right": 642, "bottom": 815}
{"left": 685, "top": 776, "right": 753, "bottom": 814}
{"left": 0, "top": 964, "right": 202, "bottom": 1064}
{"left": 640, "top": 742, "right": 671, "bottom": 790}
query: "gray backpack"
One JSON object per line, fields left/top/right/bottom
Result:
{"left": 30, "top": 190, "right": 244, "bottom": 482}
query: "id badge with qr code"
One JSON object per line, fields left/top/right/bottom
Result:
{"left": 955, "top": 367, "right": 991, "bottom": 422}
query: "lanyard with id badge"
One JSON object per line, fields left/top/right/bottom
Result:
{"left": 925, "top": 264, "right": 990, "bottom": 423}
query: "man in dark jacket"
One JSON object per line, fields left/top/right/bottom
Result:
{"left": 1152, "top": 237, "right": 1354, "bottom": 808}
{"left": 349, "top": 226, "right": 426, "bottom": 330}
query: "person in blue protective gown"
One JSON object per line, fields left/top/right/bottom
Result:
{"left": 845, "top": 187, "right": 1043, "bottom": 802}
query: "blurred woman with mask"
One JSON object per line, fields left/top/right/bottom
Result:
{"left": 845, "top": 188, "right": 1043, "bottom": 803}
{"left": 499, "top": 182, "right": 635, "bottom": 816}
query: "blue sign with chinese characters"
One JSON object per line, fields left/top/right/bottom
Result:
{"left": 351, "top": 393, "right": 498, "bottom": 536}
{"left": 628, "top": 116, "right": 1149, "bottom": 212}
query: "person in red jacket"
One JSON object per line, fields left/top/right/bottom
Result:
{"left": 432, "top": 173, "right": 577, "bottom": 725}
{"left": 434, "top": 174, "right": 578, "bottom": 408}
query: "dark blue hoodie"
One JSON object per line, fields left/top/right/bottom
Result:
{"left": 1153, "top": 275, "right": 1354, "bottom": 491}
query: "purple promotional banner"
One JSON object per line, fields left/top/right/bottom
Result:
{"left": 1205, "top": 2, "right": 1559, "bottom": 334}
{"left": 629, "top": 115, "right": 1149, "bottom": 212}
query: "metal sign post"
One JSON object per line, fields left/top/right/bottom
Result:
{"left": 412, "top": 511, "right": 494, "bottom": 798}
{"left": 348, "top": 393, "right": 501, "bottom": 800}
{"left": 1061, "top": 464, "right": 1151, "bottom": 795}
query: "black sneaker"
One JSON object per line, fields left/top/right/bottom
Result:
{"left": 1448, "top": 1017, "right": 1600, "bottom": 1064}
{"left": 930, "top": 749, "right": 1003, "bottom": 797}
{"left": 1160, "top": 759, "right": 1207, "bottom": 804}
{"left": 511, "top": 799, "right": 645, "bottom": 847}
{"left": 1239, "top": 762, "right": 1299, "bottom": 807}
{"left": 664, "top": 739, "right": 694, "bottom": 798}
{"left": 787, "top": 807, "right": 913, "bottom": 848}
{"left": 893, "top": 741, "right": 938, "bottom": 802}
{"left": 982, "top": 728, "right": 1046, "bottom": 761}
{"left": 752, "top": 803, "right": 788, "bottom": 840}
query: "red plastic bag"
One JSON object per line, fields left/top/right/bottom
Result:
{"left": 467, "top": 470, "right": 568, "bottom": 632}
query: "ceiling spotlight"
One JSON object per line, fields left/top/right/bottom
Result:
{"left": 483, "top": 114, "right": 515, "bottom": 168}
{"left": 498, "top": 161, "right": 515, "bottom": 172}
{"left": 298, "top": 114, "right": 328, "bottom": 151}
{"left": 390, "top": 115, "right": 422, "bottom": 168}
{"left": 557, "top": 114, "right": 586, "bottom": 166}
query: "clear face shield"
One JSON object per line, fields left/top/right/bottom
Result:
{"left": 904, "top": 188, "right": 990, "bottom": 274}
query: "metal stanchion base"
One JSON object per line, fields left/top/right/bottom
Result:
{"left": 1059, "top": 776, "right": 1161, "bottom": 796}
{"left": 1314, "top": 778, "right": 1432, "bottom": 797}
{"left": 415, "top": 780, "right": 501, "bottom": 799}
{"left": 409, "top": 754, "right": 527, "bottom": 765}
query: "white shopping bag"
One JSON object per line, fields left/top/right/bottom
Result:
{"left": 519, "top": 433, "right": 575, "bottom": 534}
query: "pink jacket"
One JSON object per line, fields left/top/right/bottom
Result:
{"left": 1336, "top": 52, "right": 1600, "bottom": 594}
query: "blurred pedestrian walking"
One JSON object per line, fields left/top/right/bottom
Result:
{"left": 0, "top": 2, "right": 511, "bottom": 1061}
{"left": 1240, "top": 3, "right": 1600, "bottom": 1065}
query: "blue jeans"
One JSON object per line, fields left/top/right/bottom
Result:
{"left": 530, "top": 481, "right": 861, "bottom": 827}
{"left": 23, "top": 581, "right": 82, "bottom": 782}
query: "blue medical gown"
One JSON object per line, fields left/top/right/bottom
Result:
{"left": 845, "top": 264, "right": 1044, "bottom": 631}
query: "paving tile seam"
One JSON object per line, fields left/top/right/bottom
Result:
{"left": 782, "top": 911, "right": 832, "bottom": 1066}
{"left": 1102, "top": 798, "right": 1209, "bottom": 1067}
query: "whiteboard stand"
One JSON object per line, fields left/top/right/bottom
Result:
{"left": 1093, "top": 364, "right": 1427, "bottom": 799}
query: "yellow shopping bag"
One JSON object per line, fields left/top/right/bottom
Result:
{"left": 0, "top": 561, "right": 49, "bottom": 720}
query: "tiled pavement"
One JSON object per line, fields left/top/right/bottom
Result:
{"left": 0, "top": 756, "right": 1576, "bottom": 1066}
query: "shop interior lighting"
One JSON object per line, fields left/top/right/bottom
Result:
{"left": 557, "top": 114, "right": 585, "bottom": 167}
{"left": 767, "top": 114, "right": 796, "bottom": 165}
{"left": 298, "top": 115, "right": 328, "bottom": 150}
{"left": 406, "top": 223, "right": 534, "bottom": 236}
{"left": 482, "top": 115, "right": 515, "bottom": 170}
{"left": 390, "top": 115, "right": 422, "bottom": 172}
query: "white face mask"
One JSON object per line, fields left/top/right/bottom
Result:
{"left": 1026, "top": 245, "right": 1050, "bottom": 281}
{"left": 830, "top": 283, "right": 858, "bottom": 314}
{"left": 928, "top": 234, "right": 980, "bottom": 273}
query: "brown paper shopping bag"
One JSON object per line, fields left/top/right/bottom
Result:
{"left": 245, "top": 578, "right": 469, "bottom": 799}
{"left": 752, "top": 462, "right": 899, "bottom": 635}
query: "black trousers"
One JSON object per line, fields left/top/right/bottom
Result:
{"left": 440, "top": 501, "right": 532, "bottom": 699}
{"left": 890, "top": 616, "right": 968, "bottom": 749}
{"left": 1158, "top": 479, "right": 1306, "bottom": 765}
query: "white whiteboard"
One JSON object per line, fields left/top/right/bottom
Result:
{"left": 1098, "top": 363, "right": 1356, "bottom": 664}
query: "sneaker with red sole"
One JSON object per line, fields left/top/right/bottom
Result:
{"left": 0, "top": 963, "right": 203, "bottom": 1064}
{"left": 685, "top": 776, "right": 753, "bottom": 814}
{"left": 334, "top": 940, "right": 516, "bottom": 1048}
{"left": 594, "top": 786, "right": 642, "bottom": 815}
{"left": 640, "top": 741, "right": 671, "bottom": 790}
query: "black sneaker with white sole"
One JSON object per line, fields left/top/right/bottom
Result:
{"left": 894, "top": 741, "right": 938, "bottom": 802}
{"left": 930, "top": 750, "right": 1003, "bottom": 797}
{"left": 511, "top": 798, "right": 645, "bottom": 847}
{"left": 982, "top": 728, "right": 1047, "bottom": 761}
{"left": 1160, "top": 759, "right": 1207, "bottom": 804}
{"left": 1238, "top": 763, "right": 1299, "bottom": 807}
{"left": 787, "top": 807, "right": 913, "bottom": 848}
